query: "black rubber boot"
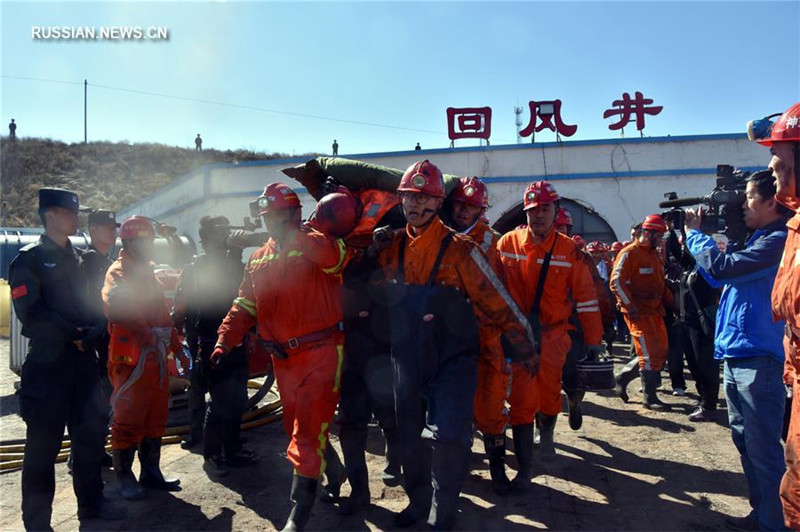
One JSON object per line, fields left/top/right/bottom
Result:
{"left": 318, "top": 445, "right": 347, "bottom": 503}
{"left": 428, "top": 440, "right": 470, "bottom": 530}
{"left": 482, "top": 433, "right": 511, "bottom": 496}
{"left": 567, "top": 390, "right": 585, "bottom": 430}
{"left": 112, "top": 447, "right": 146, "bottom": 500}
{"left": 614, "top": 357, "right": 640, "bottom": 403}
{"left": 281, "top": 475, "right": 319, "bottom": 532}
{"left": 382, "top": 427, "right": 402, "bottom": 487}
{"left": 642, "top": 370, "right": 670, "bottom": 411}
{"left": 138, "top": 437, "right": 181, "bottom": 491}
{"left": 537, "top": 414, "right": 558, "bottom": 461}
{"left": 338, "top": 426, "right": 370, "bottom": 516}
{"left": 511, "top": 423, "right": 534, "bottom": 491}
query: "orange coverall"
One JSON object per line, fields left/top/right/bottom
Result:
{"left": 463, "top": 221, "right": 510, "bottom": 435}
{"left": 609, "top": 240, "right": 675, "bottom": 371}
{"left": 217, "top": 228, "right": 347, "bottom": 478}
{"left": 378, "top": 217, "right": 534, "bottom": 355}
{"left": 498, "top": 227, "right": 603, "bottom": 421}
{"left": 774, "top": 196, "right": 800, "bottom": 529}
{"left": 102, "top": 251, "right": 182, "bottom": 450}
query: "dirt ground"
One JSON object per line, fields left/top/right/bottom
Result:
{"left": 0, "top": 339, "right": 753, "bottom": 531}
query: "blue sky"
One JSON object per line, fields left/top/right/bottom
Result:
{"left": 2, "top": 1, "right": 798, "bottom": 155}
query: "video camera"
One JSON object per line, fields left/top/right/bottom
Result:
{"left": 658, "top": 164, "right": 749, "bottom": 245}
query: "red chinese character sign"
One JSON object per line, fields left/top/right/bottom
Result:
{"left": 604, "top": 91, "right": 663, "bottom": 132}
{"left": 519, "top": 99, "right": 578, "bottom": 140}
{"left": 447, "top": 107, "right": 492, "bottom": 142}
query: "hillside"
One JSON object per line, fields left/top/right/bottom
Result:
{"left": 0, "top": 137, "right": 313, "bottom": 227}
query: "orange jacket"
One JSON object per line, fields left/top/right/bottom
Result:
{"left": 346, "top": 189, "right": 400, "bottom": 250}
{"left": 463, "top": 220, "right": 504, "bottom": 341}
{"left": 378, "top": 216, "right": 535, "bottom": 357}
{"left": 497, "top": 227, "right": 603, "bottom": 345}
{"left": 610, "top": 240, "right": 674, "bottom": 317}
{"left": 102, "top": 251, "right": 181, "bottom": 366}
{"left": 217, "top": 228, "right": 346, "bottom": 349}
{"left": 773, "top": 198, "right": 800, "bottom": 385}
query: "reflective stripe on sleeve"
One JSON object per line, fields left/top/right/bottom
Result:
{"left": 322, "top": 239, "right": 347, "bottom": 276}
{"left": 500, "top": 251, "right": 528, "bottom": 261}
{"left": 234, "top": 297, "right": 257, "bottom": 317}
{"left": 537, "top": 259, "right": 572, "bottom": 268}
{"left": 612, "top": 251, "right": 632, "bottom": 306}
{"left": 639, "top": 267, "right": 654, "bottom": 274}
{"left": 577, "top": 306, "right": 600, "bottom": 313}
{"left": 576, "top": 300, "right": 598, "bottom": 308}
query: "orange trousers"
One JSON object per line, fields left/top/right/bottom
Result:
{"left": 473, "top": 333, "right": 509, "bottom": 435}
{"left": 624, "top": 314, "right": 668, "bottom": 371}
{"left": 273, "top": 336, "right": 344, "bottom": 479}
{"left": 508, "top": 328, "right": 572, "bottom": 423}
{"left": 781, "top": 338, "right": 800, "bottom": 530}
{"left": 109, "top": 353, "right": 169, "bottom": 450}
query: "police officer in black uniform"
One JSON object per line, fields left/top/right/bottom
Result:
{"left": 172, "top": 215, "right": 255, "bottom": 477}
{"left": 9, "top": 188, "right": 125, "bottom": 530}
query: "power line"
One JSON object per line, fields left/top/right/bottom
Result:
{"left": 3, "top": 74, "right": 446, "bottom": 136}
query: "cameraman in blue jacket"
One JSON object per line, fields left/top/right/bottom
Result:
{"left": 685, "top": 169, "right": 791, "bottom": 531}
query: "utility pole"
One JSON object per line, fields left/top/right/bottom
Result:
{"left": 514, "top": 106, "right": 523, "bottom": 144}
{"left": 84, "top": 79, "right": 87, "bottom": 143}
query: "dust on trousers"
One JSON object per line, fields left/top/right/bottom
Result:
{"left": 509, "top": 327, "right": 572, "bottom": 420}
{"left": 274, "top": 336, "right": 344, "bottom": 478}
{"left": 624, "top": 314, "right": 668, "bottom": 371}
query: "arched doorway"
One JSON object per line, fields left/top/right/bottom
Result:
{"left": 492, "top": 198, "right": 618, "bottom": 243}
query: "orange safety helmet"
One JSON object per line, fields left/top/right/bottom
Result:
{"left": 555, "top": 207, "right": 573, "bottom": 227}
{"left": 757, "top": 102, "right": 800, "bottom": 146}
{"left": 119, "top": 216, "right": 156, "bottom": 240}
{"left": 313, "top": 190, "right": 360, "bottom": 237}
{"left": 258, "top": 183, "right": 301, "bottom": 215}
{"left": 641, "top": 214, "right": 667, "bottom": 233}
{"left": 397, "top": 160, "right": 445, "bottom": 198}
{"left": 611, "top": 241, "right": 624, "bottom": 252}
{"left": 523, "top": 180, "right": 560, "bottom": 211}
{"left": 451, "top": 176, "right": 489, "bottom": 208}
{"left": 572, "top": 234, "right": 586, "bottom": 248}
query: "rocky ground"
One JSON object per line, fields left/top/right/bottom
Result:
{"left": 0, "top": 339, "right": 752, "bottom": 531}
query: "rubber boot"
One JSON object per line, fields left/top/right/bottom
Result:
{"left": 614, "top": 357, "right": 640, "bottom": 403}
{"left": 483, "top": 433, "right": 511, "bottom": 496}
{"left": 338, "top": 426, "right": 370, "bottom": 516}
{"left": 567, "top": 390, "right": 585, "bottom": 430}
{"left": 112, "top": 447, "right": 146, "bottom": 500}
{"left": 642, "top": 370, "right": 670, "bottom": 411}
{"left": 381, "top": 427, "right": 402, "bottom": 487}
{"left": 281, "top": 475, "right": 319, "bottom": 532}
{"left": 511, "top": 423, "right": 534, "bottom": 491}
{"left": 428, "top": 440, "right": 470, "bottom": 530}
{"left": 537, "top": 413, "right": 558, "bottom": 461}
{"left": 138, "top": 437, "right": 181, "bottom": 491}
{"left": 318, "top": 445, "right": 346, "bottom": 503}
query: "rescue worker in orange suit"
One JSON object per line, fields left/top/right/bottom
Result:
{"left": 312, "top": 179, "right": 406, "bottom": 515}
{"left": 498, "top": 181, "right": 604, "bottom": 472}
{"left": 10, "top": 188, "right": 125, "bottom": 530}
{"left": 555, "top": 209, "right": 616, "bottom": 431}
{"left": 444, "top": 176, "right": 513, "bottom": 495}
{"left": 102, "top": 216, "right": 182, "bottom": 500}
{"left": 369, "top": 160, "right": 537, "bottom": 529}
{"left": 213, "top": 183, "right": 347, "bottom": 532}
{"left": 757, "top": 101, "right": 800, "bottom": 530}
{"left": 610, "top": 214, "right": 676, "bottom": 411}
{"left": 171, "top": 216, "right": 256, "bottom": 477}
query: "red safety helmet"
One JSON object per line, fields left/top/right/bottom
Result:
{"left": 523, "top": 180, "right": 560, "bottom": 211}
{"left": 313, "top": 190, "right": 360, "bottom": 237}
{"left": 451, "top": 176, "right": 489, "bottom": 208}
{"left": 397, "top": 160, "right": 445, "bottom": 198}
{"left": 572, "top": 234, "right": 586, "bottom": 248}
{"left": 555, "top": 207, "right": 573, "bottom": 227}
{"left": 641, "top": 214, "right": 667, "bottom": 233}
{"left": 119, "top": 216, "right": 156, "bottom": 240}
{"left": 757, "top": 102, "right": 800, "bottom": 146}
{"left": 586, "top": 240, "right": 603, "bottom": 253}
{"left": 622, "top": 240, "right": 631, "bottom": 247}
{"left": 611, "top": 241, "right": 624, "bottom": 252}
{"left": 258, "top": 183, "right": 301, "bottom": 215}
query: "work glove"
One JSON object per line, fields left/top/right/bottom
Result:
{"left": 263, "top": 341, "right": 289, "bottom": 360}
{"left": 210, "top": 345, "right": 227, "bottom": 369}
{"left": 366, "top": 225, "right": 393, "bottom": 259}
{"left": 521, "top": 351, "right": 540, "bottom": 377}
{"left": 322, "top": 176, "right": 343, "bottom": 196}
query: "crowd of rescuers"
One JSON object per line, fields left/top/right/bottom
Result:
{"left": 7, "top": 101, "right": 800, "bottom": 531}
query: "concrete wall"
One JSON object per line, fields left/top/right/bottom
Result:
{"left": 118, "top": 133, "right": 769, "bottom": 245}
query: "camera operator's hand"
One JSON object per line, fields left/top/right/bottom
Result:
{"left": 684, "top": 208, "right": 702, "bottom": 231}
